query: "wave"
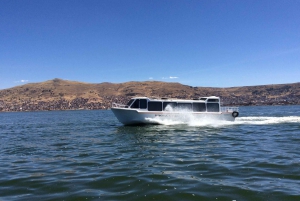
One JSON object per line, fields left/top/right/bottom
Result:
{"left": 145, "top": 116, "right": 300, "bottom": 126}
{"left": 236, "top": 116, "right": 300, "bottom": 125}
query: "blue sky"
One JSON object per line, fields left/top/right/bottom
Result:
{"left": 0, "top": 0, "right": 299, "bottom": 89}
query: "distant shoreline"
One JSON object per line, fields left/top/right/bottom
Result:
{"left": 1, "top": 79, "right": 299, "bottom": 112}
{"left": 0, "top": 99, "right": 299, "bottom": 113}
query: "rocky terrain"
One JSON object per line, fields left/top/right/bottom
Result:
{"left": 0, "top": 78, "right": 299, "bottom": 112}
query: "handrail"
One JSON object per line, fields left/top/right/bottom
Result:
{"left": 113, "top": 101, "right": 239, "bottom": 112}
{"left": 220, "top": 107, "right": 239, "bottom": 112}
{"left": 112, "top": 102, "right": 127, "bottom": 108}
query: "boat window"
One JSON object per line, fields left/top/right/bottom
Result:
{"left": 126, "top": 99, "right": 135, "bottom": 107}
{"left": 130, "top": 99, "right": 140, "bottom": 108}
{"left": 207, "top": 99, "right": 219, "bottom": 103}
{"left": 200, "top": 98, "right": 207, "bottom": 101}
{"left": 163, "top": 102, "right": 177, "bottom": 111}
{"left": 140, "top": 99, "right": 147, "bottom": 109}
{"left": 148, "top": 101, "right": 162, "bottom": 111}
{"left": 207, "top": 103, "right": 220, "bottom": 112}
{"left": 193, "top": 103, "right": 206, "bottom": 112}
{"left": 177, "top": 103, "right": 192, "bottom": 111}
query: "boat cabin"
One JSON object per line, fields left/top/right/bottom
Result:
{"left": 124, "top": 96, "right": 220, "bottom": 112}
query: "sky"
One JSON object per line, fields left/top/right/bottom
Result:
{"left": 0, "top": 0, "right": 300, "bottom": 89}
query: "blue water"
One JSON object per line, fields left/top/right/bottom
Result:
{"left": 0, "top": 105, "right": 300, "bottom": 201}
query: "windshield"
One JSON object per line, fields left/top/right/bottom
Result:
{"left": 126, "top": 99, "right": 135, "bottom": 107}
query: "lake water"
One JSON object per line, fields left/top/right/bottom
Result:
{"left": 0, "top": 106, "right": 300, "bottom": 201}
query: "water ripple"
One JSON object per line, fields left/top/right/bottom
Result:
{"left": 1, "top": 107, "right": 300, "bottom": 200}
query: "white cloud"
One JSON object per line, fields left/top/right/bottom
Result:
{"left": 149, "top": 77, "right": 153, "bottom": 80}
{"left": 15, "top": 79, "right": 29, "bottom": 83}
{"left": 162, "top": 76, "right": 179, "bottom": 80}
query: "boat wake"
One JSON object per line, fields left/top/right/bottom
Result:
{"left": 145, "top": 116, "right": 300, "bottom": 126}
{"left": 236, "top": 116, "right": 300, "bottom": 125}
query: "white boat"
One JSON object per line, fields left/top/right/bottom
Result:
{"left": 111, "top": 96, "right": 239, "bottom": 125}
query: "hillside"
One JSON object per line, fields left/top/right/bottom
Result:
{"left": 0, "top": 78, "right": 299, "bottom": 111}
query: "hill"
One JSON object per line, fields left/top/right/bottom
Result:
{"left": 0, "top": 78, "right": 299, "bottom": 111}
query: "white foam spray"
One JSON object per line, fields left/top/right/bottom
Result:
{"left": 145, "top": 115, "right": 300, "bottom": 127}
{"left": 235, "top": 116, "right": 300, "bottom": 125}
{"left": 145, "top": 112, "right": 231, "bottom": 127}
{"left": 145, "top": 105, "right": 300, "bottom": 127}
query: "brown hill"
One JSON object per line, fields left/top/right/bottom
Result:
{"left": 0, "top": 78, "right": 299, "bottom": 111}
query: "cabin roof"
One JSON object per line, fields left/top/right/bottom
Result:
{"left": 130, "top": 96, "right": 220, "bottom": 102}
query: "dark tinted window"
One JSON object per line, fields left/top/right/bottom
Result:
{"left": 140, "top": 99, "right": 147, "bottom": 109}
{"left": 193, "top": 103, "right": 206, "bottom": 112}
{"left": 130, "top": 99, "right": 140, "bottom": 108}
{"left": 207, "top": 103, "right": 220, "bottom": 112}
{"left": 148, "top": 101, "right": 162, "bottom": 111}
{"left": 127, "top": 99, "right": 134, "bottom": 107}
{"left": 163, "top": 102, "right": 177, "bottom": 111}
{"left": 207, "top": 99, "right": 219, "bottom": 103}
{"left": 177, "top": 103, "right": 192, "bottom": 111}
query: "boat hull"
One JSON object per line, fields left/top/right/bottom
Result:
{"left": 111, "top": 107, "right": 236, "bottom": 125}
